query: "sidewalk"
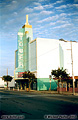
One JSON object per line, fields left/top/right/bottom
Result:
{"left": 4, "top": 88, "right": 78, "bottom": 96}
{"left": 30, "top": 90, "right": 78, "bottom": 96}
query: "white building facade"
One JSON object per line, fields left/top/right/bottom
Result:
{"left": 29, "top": 38, "right": 78, "bottom": 90}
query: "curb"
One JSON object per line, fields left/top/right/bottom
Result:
{"left": 2, "top": 89, "right": 78, "bottom": 96}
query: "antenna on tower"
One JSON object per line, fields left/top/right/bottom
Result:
{"left": 26, "top": 15, "right": 29, "bottom": 25}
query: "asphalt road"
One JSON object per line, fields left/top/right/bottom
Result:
{"left": 0, "top": 90, "right": 78, "bottom": 120}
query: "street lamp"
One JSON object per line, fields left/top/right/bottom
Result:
{"left": 49, "top": 75, "right": 52, "bottom": 91}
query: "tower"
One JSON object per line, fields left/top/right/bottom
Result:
{"left": 14, "top": 15, "right": 33, "bottom": 80}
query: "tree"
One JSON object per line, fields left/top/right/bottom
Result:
{"left": 59, "top": 38, "right": 65, "bottom": 41}
{"left": 23, "top": 71, "right": 36, "bottom": 91}
{"left": 51, "top": 68, "right": 70, "bottom": 93}
{"left": 2, "top": 75, "right": 13, "bottom": 89}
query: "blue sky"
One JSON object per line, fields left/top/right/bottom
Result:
{"left": 0, "top": 0, "right": 78, "bottom": 76}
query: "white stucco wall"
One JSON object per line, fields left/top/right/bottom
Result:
{"left": 59, "top": 41, "right": 72, "bottom": 75}
{"left": 37, "top": 38, "right": 60, "bottom": 78}
{"left": 29, "top": 37, "right": 78, "bottom": 78}
{"left": 29, "top": 40, "right": 36, "bottom": 71}
{"left": 36, "top": 38, "right": 78, "bottom": 78}
{"left": 72, "top": 42, "right": 78, "bottom": 76}
{"left": 59, "top": 41, "right": 78, "bottom": 76}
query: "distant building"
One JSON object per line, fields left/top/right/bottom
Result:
{"left": 14, "top": 15, "right": 78, "bottom": 91}
{"left": 0, "top": 76, "right": 15, "bottom": 89}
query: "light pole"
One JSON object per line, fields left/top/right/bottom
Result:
{"left": 49, "top": 75, "right": 52, "bottom": 91}
{"left": 71, "top": 41, "right": 75, "bottom": 95}
{"left": 67, "top": 41, "right": 75, "bottom": 95}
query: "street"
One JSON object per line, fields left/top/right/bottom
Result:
{"left": 0, "top": 89, "right": 78, "bottom": 120}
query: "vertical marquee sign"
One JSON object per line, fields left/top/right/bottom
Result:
{"left": 18, "top": 32, "right": 23, "bottom": 68}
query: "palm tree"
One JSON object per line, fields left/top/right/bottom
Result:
{"left": 2, "top": 75, "right": 13, "bottom": 89}
{"left": 23, "top": 71, "right": 36, "bottom": 91}
{"left": 51, "top": 68, "right": 70, "bottom": 93}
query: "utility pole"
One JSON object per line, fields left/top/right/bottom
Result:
{"left": 70, "top": 41, "right": 75, "bottom": 95}
{"left": 7, "top": 68, "right": 8, "bottom": 75}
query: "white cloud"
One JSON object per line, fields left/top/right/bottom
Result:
{"left": 13, "top": 12, "right": 17, "bottom": 15}
{"left": 60, "top": 13, "right": 67, "bottom": 16}
{"left": 73, "top": 4, "right": 78, "bottom": 7}
{"left": 53, "top": 23, "right": 72, "bottom": 29}
{"left": 24, "top": 7, "right": 33, "bottom": 12}
{"left": 56, "top": 0, "right": 63, "bottom": 4}
{"left": 55, "top": 3, "right": 78, "bottom": 11}
{"left": 33, "top": 2, "right": 41, "bottom": 6}
{"left": 49, "top": 18, "right": 70, "bottom": 26}
{"left": 37, "top": 17, "right": 50, "bottom": 23}
{"left": 40, "top": 10, "right": 53, "bottom": 15}
{"left": 29, "top": 13, "right": 38, "bottom": 17}
{"left": 68, "top": 12, "right": 78, "bottom": 16}
{"left": 67, "top": 4, "right": 78, "bottom": 8}
{"left": 50, "top": 22, "right": 56, "bottom": 25}
{"left": 73, "top": 18, "right": 78, "bottom": 23}
{"left": 33, "top": 26, "right": 44, "bottom": 33}
{"left": 32, "top": 2, "right": 45, "bottom": 11}
{"left": 50, "top": 20, "right": 69, "bottom": 26}
{"left": 34, "top": 5, "right": 44, "bottom": 10}
{"left": 12, "top": 1, "right": 17, "bottom": 4}
{"left": 43, "top": 4, "right": 53, "bottom": 8}
{"left": 57, "top": 20, "right": 68, "bottom": 24}
{"left": 55, "top": 5, "right": 67, "bottom": 9}
{"left": 20, "top": 7, "right": 33, "bottom": 17}
{"left": 37, "top": 15, "right": 59, "bottom": 23}
{"left": 53, "top": 0, "right": 63, "bottom": 5}
{"left": 42, "top": 0, "right": 63, "bottom": 9}
{"left": 64, "top": 29, "right": 77, "bottom": 35}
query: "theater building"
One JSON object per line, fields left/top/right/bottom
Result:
{"left": 14, "top": 15, "right": 78, "bottom": 91}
